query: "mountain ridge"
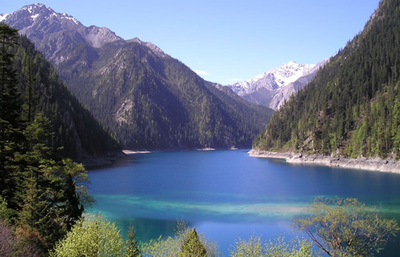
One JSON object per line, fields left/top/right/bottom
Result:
{"left": 2, "top": 3, "right": 273, "bottom": 149}
{"left": 227, "top": 60, "right": 327, "bottom": 110}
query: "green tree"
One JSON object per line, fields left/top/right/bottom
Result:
{"left": 50, "top": 215, "right": 124, "bottom": 257}
{"left": 229, "top": 236, "right": 263, "bottom": 257}
{"left": 229, "top": 236, "right": 315, "bottom": 257}
{"left": 0, "top": 23, "right": 24, "bottom": 211}
{"left": 253, "top": 0, "right": 400, "bottom": 160}
{"left": 141, "top": 222, "right": 218, "bottom": 257}
{"left": 264, "top": 236, "right": 316, "bottom": 257}
{"left": 140, "top": 235, "right": 180, "bottom": 257}
{"left": 125, "top": 224, "right": 141, "bottom": 257}
{"left": 178, "top": 228, "right": 207, "bottom": 257}
{"left": 0, "top": 22, "right": 99, "bottom": 253}
{"left": 294, "top": 197, "right": 399, "bottom": 257}
{"left": 17, "top": 114, "right": 89, "bottom": 251}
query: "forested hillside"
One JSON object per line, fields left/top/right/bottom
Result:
{"left": 11, "top": 34, "right": 120, "bottom": 162}
{"left": 2, "top": 4, "right": 272, "bottom": 150}
{"left": 65, "top": 39, "right": 272, "bottom": 149}
{"left": 254, "top": 0, "right": 400, "bottom": 159}
{"left": 0, "top": 23, "right": 91, "bottom": 255}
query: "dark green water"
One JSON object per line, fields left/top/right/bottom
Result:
{"left": 87, "top": 150, "right": 400, "bottom": 256}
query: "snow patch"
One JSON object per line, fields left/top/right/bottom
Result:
{"left": 229, "top": 61, "right": 318, "bottom": 95}
{"left": 0, "top": 13, "right": 8, "bottom": 22}
{"left": 60, "top": 13, "right": 80, "bottom": 25}
{"left": 227, "top": 59, "right": 328, "bottom": 110}
{"left": 31, "top": 13, "right": 39, "bottom": 20}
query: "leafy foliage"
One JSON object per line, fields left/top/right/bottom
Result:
{"left": 140, "top": 235, "right": 180, "bottom": 257}
{"left": 229, "top": 236, "right": 315, "bottom": 257}
{"left": 141, "top": 221, "right": 219, "bottom": 257}
{"left": 254, "top": 0, "right": 400, "bottom": 159}
{"left": 0, "top": 219, "right": 42, "bottom": 257}
{"left": 294, "top": 197, "right": 399, "bottom": 257}
{"left": 230, "top": 236, "right": 263, "bottom": 257}
{"left": 50, "top": 215, "right": 124, "bottom": 257}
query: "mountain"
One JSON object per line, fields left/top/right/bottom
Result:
{"left": 5, "top": 28, "right": 120, "bottom": 165}
{"left": 2, "top": 4, "right": 273, "bottom": 149}
{"left": 227, "top": 60, "right": 327, "bottom": 110}
{"left": 253, "top": 0, "right": 400, "bottom": 159}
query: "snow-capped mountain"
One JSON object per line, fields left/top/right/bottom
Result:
{"left": 227, "top": 60, "right": 327, "bottom": 110}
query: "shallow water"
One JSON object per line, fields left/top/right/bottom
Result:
{"left": 87, "top": 150, "right": 400, "bottom": 256}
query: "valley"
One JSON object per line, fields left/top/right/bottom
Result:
{"left": 1, "top": 0, "right": 399, "bottom": 256}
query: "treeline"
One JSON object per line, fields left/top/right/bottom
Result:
{"left": 254, "top": 0, "right": 400, "bottom": 159}
{"left": 12, "top": 33, "right": 120, "bottom": 161}
{"left": 0, "top": 23, "right": 91, "bottom": 255}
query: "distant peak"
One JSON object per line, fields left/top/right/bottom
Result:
{"left": 16, "top": 3, "right": 81, "bottom": 26}
{"left": 21, "top": 3, "right": 52, "bottom": 13}
{"left": 130, "top": 37, "right": 168, "bottom": 58}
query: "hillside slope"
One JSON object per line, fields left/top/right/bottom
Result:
{"left": 254, "top": 0, "right": 400, "bottom": 159}
{"left": 11, "top": 33, "right": 120, "bottom": 163}
{"left": 3, "top": 4, "right": 272, "bottom": 149}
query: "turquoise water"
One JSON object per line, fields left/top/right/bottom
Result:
{"left": 87, "top": 150, "right": 400, "bottom": 256}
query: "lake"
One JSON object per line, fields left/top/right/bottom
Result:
{"left": 87, "top": 149, "right": 400, "bottom": 256}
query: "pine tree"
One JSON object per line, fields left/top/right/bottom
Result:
{"left": 125, "top": 224, "right": 141, "bottom": 257}
{"left": 0, "top": 23, "right": 24, "bottom": 211}
{"left": 59, "top": 159, "right": 87, "bottom": 231}
{"left": 178, "top": 228, "right": 207, "bottom": 257}
{"left": 17, "top": 114, "right": 88, "bottom": 251}
{"left": 0, "top": 23, "right": 92, "bottom": 252}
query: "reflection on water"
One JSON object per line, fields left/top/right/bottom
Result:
{"left": 87, "top": 150, "right": 400, "bottom": 256}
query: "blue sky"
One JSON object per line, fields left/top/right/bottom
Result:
{"left": 3, "top": 0, "right": 380, "bottom": 85}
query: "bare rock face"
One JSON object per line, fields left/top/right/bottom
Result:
{"left": 2, "top": 3, "right": 124, "bottom": 65}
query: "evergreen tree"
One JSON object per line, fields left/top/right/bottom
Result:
{"left": 178, "top": 228, "right": 207, "bottom": 257}
{"left": 16, "top": 114, "right": 89, "bottom": 251}
{"left": 254, "top": 0, "right": 400, "bottom": 159}
{"left": 0, "top": 23, "right": 24, "bottom": 211}
{"left": 0, "top": 23, "right": 97, "bottom": 252}
{"left": 125, "top": 224, "right": 141, "bottom": 257}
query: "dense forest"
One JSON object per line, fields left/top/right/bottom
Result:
{"left": 9, "top": 31, "right": 120, "bottom": 162}
{"left": 0, "top": 23, "right": 91, "bottom": 255}
{"left": 254, "top": 0, "right": 400, "bottom": 159}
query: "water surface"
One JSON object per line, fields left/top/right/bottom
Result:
{"left": 88, "top": 150, "right": 400, "bottom": 255}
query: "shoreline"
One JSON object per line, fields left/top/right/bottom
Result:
{"left": 249, "top": 149, "right": 400, "bottom": 174}
{"left": 81, "top": 151, "right": 126, "bottom": 169}
{"left": 122, "top": 150, "right": 151, "bottom": 154}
